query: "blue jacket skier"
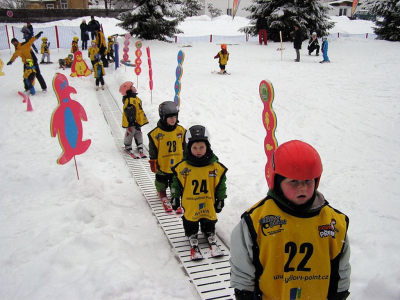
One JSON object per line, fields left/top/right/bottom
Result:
{"left": 321, "top": 37, "right": 330, "bottom": 63}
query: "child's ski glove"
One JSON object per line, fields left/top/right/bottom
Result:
{"left": 214, "top": 199, "right": 224, "bottom": 213}
{"left": 149, "top": 159, "right": 157, "bottom": 173}
{"left": 171, "top": 197, "right": 180, "bottom": 211}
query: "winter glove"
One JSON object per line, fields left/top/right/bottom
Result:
{"left": 35, "top": 31, "right": 43, "bottom": 38}
{"left": 214, "top": 199, "right": 224, "bottom": 213}
{"left": 149, "top": 159, "right": 157, "bottom": 173}
{"left": 234, "top": 289, "right": 253, "bottom": 300}
{"left": 7, "top": 61, "right": 12, "bottom": 65}
{"left": 328, "top": 291, "right": 350, "bottom": 300}
{"left": 171, "top": 197, "right": 180, "bottom": 211}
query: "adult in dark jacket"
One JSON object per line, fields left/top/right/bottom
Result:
{"left": 24, "top": 22, "right": 39, "bottom": 53}
{"left": 88, "top": 16, "right": 100, "bottom": 40}
{"left": 308, "top": 32, "right": 320, "bottom": 56}
{"left": 292, "top": 24, "right": 303, "bottom": 62}
{"left": 80, "top": 19, "right": 90, "bottom": 50}
{"left": 256, "top": 14, "right": 268, "bottom": 45}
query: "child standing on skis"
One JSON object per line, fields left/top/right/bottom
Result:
{"left": 119, "top": 81, "right": 149, "bottom": 157}
{"left": 320, "top": 37, "right": 330, "bottom": 63}
{"left": 71, "top": 36, "right": 79, "bottom": 54}
{"left": 171, "top": 125, "right": 227, "bottom": 260}
{"left": 106, "top": 36, "right": 115, "bottom": 63}
{"left": 40, "top": 37, "right": 50, "bottom": 63}
{"left": 148, "top": 101, "right": 186, "bottom": 212}
{"left": 23, "top": 58, "right": 36, "bottom": 95}
{"left": 214, "top": 44, "right": 229, "bottom": 74}
{"left": 93, "top": 54, "right": 105, "bottom": 91}
{"left": 230, "top": 140, "right": 351, "bottom": 300}
{"left": 88, "top": 40, "right": 99, "bottom": 67}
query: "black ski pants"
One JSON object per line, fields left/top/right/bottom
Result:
{"left": 182, "top": 216, "right": 217, "bottom": 238}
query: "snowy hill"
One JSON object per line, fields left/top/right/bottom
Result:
{"left": 0, "top": 15, "right": 399, "bottom": 300}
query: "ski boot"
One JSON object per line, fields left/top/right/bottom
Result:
{"left": 189, "top": 235, "right": 203, "bottom": 260}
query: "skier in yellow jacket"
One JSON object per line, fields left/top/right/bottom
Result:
{"left": 93, "top": 54, "right": 105, "bottom": 91}
{"left": 119, "top": 81, "right": 148, "bottom": 157}
{"left": 214, "top": 44, "right": 229, "bottom": 74}
{"left": 171, "top": 125, "right": 227, "bottom": 260}
{"left": 7, "top": 32, "right": 47, "bottom": 92}
{"left": 40, "top": 37, "right": 50, "bottom": 63}
{"left": 148, "top": 101, "right": 186, "bottom": 212}
{"left": 88, "top": 40, "right": 99, "bottom": 67}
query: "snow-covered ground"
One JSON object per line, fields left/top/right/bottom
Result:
{"left": 1, "top": 15, "right": 399, "bottom": 300}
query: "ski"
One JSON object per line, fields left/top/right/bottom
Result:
{"left": 175, "top": 206, "right": 183, "bottom": 214}
{"left": 190, "top": 238, "right": 204, "bottom": 260}
{"left": 208, "top": 235, "right": 224, "bottom": 257}
{"left": 138, "top": 152, "right": 147, "bottom": 159}
{"left": 212, "top": 71, "right": 231, "bottom": 75}
{"left": 122, "top": 147, "right": 139, "bottom": 159}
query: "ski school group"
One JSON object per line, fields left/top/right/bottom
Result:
{"left": 6, "top": 19, "right": 116, "bottom": 95}
{"left": 5, "top": 20, "right": 350, "bottom": 300}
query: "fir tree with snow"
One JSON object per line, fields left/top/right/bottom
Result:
{"left": 207, "top": 3, "right": 223, "bottom": 19}
{"left": 117, "top": 0, "right": 183, "bottom": 42}
{"left": 179, "top": 0, "right": 204, "bottom": 18}
{"left": 239, "top": 0, "right": 334, "bottom": 42}
{"left": 367, "top": 0, "right": 400, "bottom": 41}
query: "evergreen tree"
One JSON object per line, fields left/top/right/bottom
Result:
{"left": 117, "top": 0, "right": 183, "bottom": 42}
{"left": 207, "top": 3, "right": 223, "bottom": 19}
{"left": 367, "top": 0, "right": 400, "bottom": 41}
{"left": 180, "top": 0, "right": 204, "bottom": 17}
{"left": 239, "top": 0, "right": 334, "bottom": 42}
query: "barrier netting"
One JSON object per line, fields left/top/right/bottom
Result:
{"left": 0, "top": 24, "right": 377, "bottom": 51}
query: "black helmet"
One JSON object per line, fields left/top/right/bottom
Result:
{"left": 186, "top": 125, "right": 210, "bottom": 144}
{"left": 159, "top": 101, "right": 179, "bottom": 121}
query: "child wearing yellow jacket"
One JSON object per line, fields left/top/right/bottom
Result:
{"left": 71, "top": 36, "right": 79, "bottom": 53}
{"left": 119, "top": 81, "right": 149, "bottom": 157}
{"left": 214, "top": 44, "right": 229, "bottom": 74}
{"left": 88, "top": 40, "right": 99, "bottom": 67}
{"left": 40, "top": 37, "right": 50, "bottom": 63}
{"left": 23, "top": 58, "right": 36, "bottom": 95}
{"left": 93, "top": 54, "right": 105, "bottom": 91}
{"left": 171, "top": 125, "right": 227, "bottom": 260}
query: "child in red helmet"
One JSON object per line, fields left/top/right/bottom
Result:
{"left": 214, "top": 44, "right": 229, "bottom": 74}
{"left": 119, "top": 81, "right": 149, "bottom": 157}
{"left": 230, "top": 140, "right": 351, "bottom": 300}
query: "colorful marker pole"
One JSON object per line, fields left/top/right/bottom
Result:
{"left": 135, "top": 41, "right": 142, "bottom": 88}
{"left": 146, "top": 46, "right": 153, "bottom": 103}
{"left": 259, "top": 79, "right": 278, "bottom": 185}
{"left": 123, "top": 33, "right": 130, "bottom": 65}
{"left": 174, "top": 50, "right": 185, "bottom": 107}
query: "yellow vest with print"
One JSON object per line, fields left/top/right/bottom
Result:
{"left": 88, "top": 47, "right": 99, "bottom": 60}
{"left": 148, "top": 126, "right": 186, "bottom": 174}
{"left": 174, "top": 160, "right": 227, "bottom": 222}
{"left": 246, "top": 198, "right": 348, "bottom": 300}
{"left": 122, "top": 96, "right": 149, "bottom": 128}
{"left": 218, "top": 51, "right": 229, "bottom": 65}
